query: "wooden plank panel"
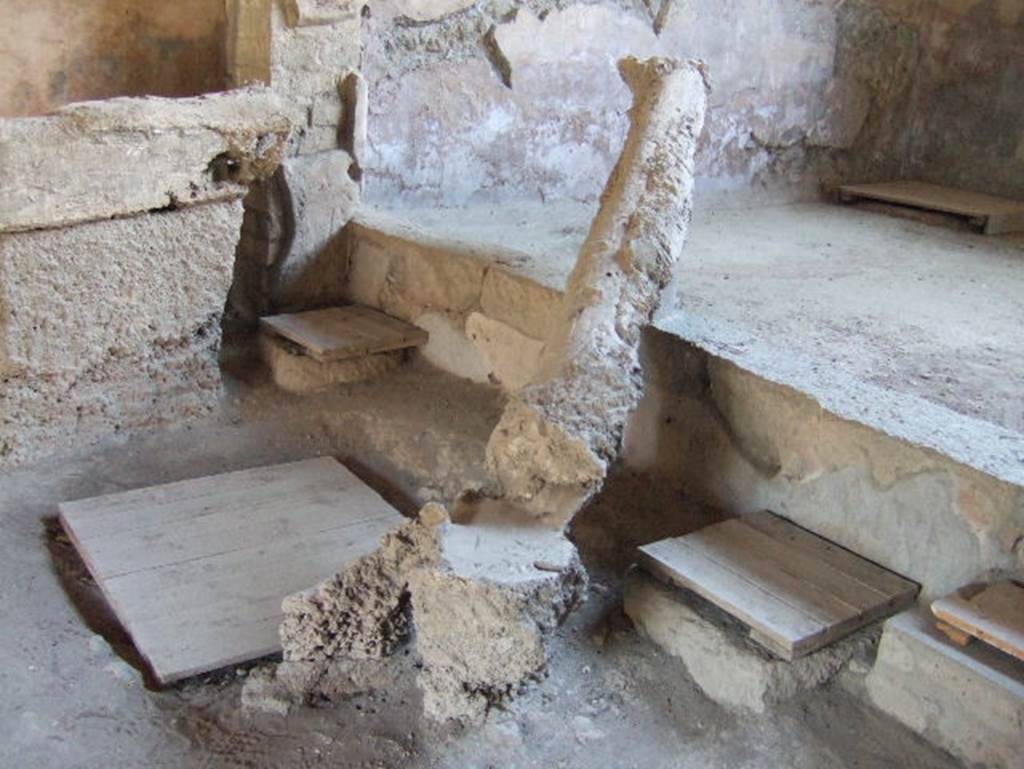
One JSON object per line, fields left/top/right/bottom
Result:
{"left": 638, "top": 514, "right": 919, "bottom": 659}
{"left": 932, "top": 581, "right": 1024, "bottom": 662}
{"left": 638, "top": 538, "right": 824, "bottom": 659}
{"left": 742, "top": 511, "right": 918, "bottom": 602}
{"left": 838, "top": 181, "right": 1024, "bottom": 234}
{"left": 260, "top": 305, "right": 428, "bottom": 362}
{"left": 59, "top": 457, "right": 405, "bottom": 684}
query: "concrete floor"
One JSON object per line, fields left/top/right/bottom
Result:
{"left": 382, "top": 198, "right": 1024, "bottom": 436}
{"left": 0, "top": 362, "right": 966, "bottom": 769}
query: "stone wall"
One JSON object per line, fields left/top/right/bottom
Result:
{"left": 0, "top": 0, "right": 227, "bottom": 118}
{"left": 0, "top": 90, "right": 296, "bottom": 465}
{"left": 360, "top": 0, "right": 1024, "bottom": 206}
{"left": 224, "top": 0, "right": 365, "bottom": 326}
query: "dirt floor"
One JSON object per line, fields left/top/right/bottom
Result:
{"left": 384, "top": 198, "right": 1024, "bottom": 435}
{"left": 0, "top": 360, "right": 966, "bottom": 769}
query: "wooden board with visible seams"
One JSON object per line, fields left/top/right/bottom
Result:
{"left": 59, "top": 457, "right": 405, "bottom": 684}
{"left": 838, "top": 181, "right": 1024, "bottom": 235}
{"left": 637, "top": 511, "right": 919, "bottom": 660}
{"left": 260, "top": 305, "right": 428, "bottom": 362}
{"left": 932, "top": 581, "right": 1024, "bottom": 661}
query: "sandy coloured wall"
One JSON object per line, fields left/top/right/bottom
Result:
{"left": 0, "top": 0, "right": 227, "bottom": 118}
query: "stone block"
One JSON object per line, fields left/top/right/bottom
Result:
{"left": 0, "top": 201, "right": 243, "bottom": 379}
{"left": 414, "top": 312, "right": 490, "bottom": 384}
{"left": 480, "top": 267, "right": 562, "bottom": 341}
{"left": 0, "top": 89, "right": 297, "bottom": 232}
{"left": 273, "top": 150, "right": 359, "bottom": 309}
{"left": 624, "top": 570, "right": 876, "bottom": 713}
{"left": 866, "top": 609, "right": 1024, "bottom": 769}
{"left": 0, "top": 201, "right": 244, "bottom": 465}
{"left": 260, "top": 333, "right": 403, "bottom": 393}
{"left": 466, "top": 312, "right": 544, "bottom": 391}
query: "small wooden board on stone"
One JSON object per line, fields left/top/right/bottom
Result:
{"left": 932, "top": 580, "right": 1024, "bottom": 662}
{"left": 260, "top": 305, "right": 428, "bottom": 363}
{"left": 637, "top": 511, "right": 919, "bottom": 660}
{"left": 59, "top": 457, "right": 404, "bottom": 685}
{"left": 838, "top": 180, "right": 1024, "bottom": 235}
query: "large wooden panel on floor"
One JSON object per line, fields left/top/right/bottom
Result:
{"left": 838, "top": 181, "right": 1024, "bottom": 235}
{"left": 260, "top": 305, "right": 428, "bottom": 362}
{"left": 637, "top": 511, "right": 919, "bottom": 660}
{"left": 59, "top": 457, "right": 404, "bottom": 684}
{"left": 932, "top": 581, "right": 1024, "bottom": 662}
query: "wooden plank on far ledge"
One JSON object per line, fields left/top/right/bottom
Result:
{"left": 637, "top": 511, "right": 919, "bottom": 660}
{"left": 932, "top": 581, "right": 1024, "bottom": 662}
{"left": 838, "top": 181, "right": 1024, "bottom": 235}
{"left": 261, "top": 305, "right": 429, "bottom": 362}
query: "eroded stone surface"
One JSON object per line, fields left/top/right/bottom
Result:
{"left": 409, "top": 502, "right": 587, "bottom": 722}
{"left": 625, "top": 570, "right": 877, "bottom": 713}
{"left": 280, "top": 509, "right": 446, "bottom": 662}
{"left": 486, "top": 57, "right": 709, "bottom": 526}
{"left": 0, "top": 89, "right": 297, "bottom": 232}
{"left": 0, "top": 201, "right": 245, "bottom": 465}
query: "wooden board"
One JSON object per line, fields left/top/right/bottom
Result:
{"left": 637, "top": 511, "right": 919, "bottom": 660}
{"left": 59, "top": 457, "right": 404, "bottom": 684}
{"left": 260, "top": 305, "right": 428, "bottom": 362}
{"left": 838, "top": 181, "right": 1024, "bottom": 235}
{"left": 932, "top": 581, "right": 1024, "bottom": 662}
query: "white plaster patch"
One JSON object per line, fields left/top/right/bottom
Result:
{"left": 415, "top": 312, "right": 490, "bottom": 383}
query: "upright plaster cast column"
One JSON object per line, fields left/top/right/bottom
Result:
{"left": 486, "top": 56, "right": 709, "bottom": 527}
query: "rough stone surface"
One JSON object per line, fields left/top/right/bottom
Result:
{"left": 624, "top": 570, "right": 878, "bottom": 714}
{"left": 409, "top": 501, "right": 587, "bottom": 722}
{"left": 866, "top": 609, "right": 1024, "bottom": 769}
{"left": 390, "top": 0, "right": 477, "bottom": 22}
{"left": 285, "top": 0, "right": 360, "bottom": 28}
{"left": 259, "top": 333, "right": 405, "bottom": 394}
{"left": 280, "top": 509, "right": 446, "bottom": 663}
{"left": 465, "top": 312, "right": 543, "bottom": 391}
{"left": 486, "top": 57, "right": 708, "bottom": 525}
{"left": 0, "top": 89, "right": 297, "bottom": 232}
{"left": 0, "top": 201, "right": 244, "bottom": 465}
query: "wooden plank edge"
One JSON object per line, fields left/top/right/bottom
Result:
{"left": 932, "top": 596, "right": 1024, "bottom": 663}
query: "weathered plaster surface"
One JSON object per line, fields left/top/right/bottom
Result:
{"left": 0, "top": 0, "right": 227, "bottom": 118}
{"left": 362, "top": 0, "right": 1023, "bottom": 205}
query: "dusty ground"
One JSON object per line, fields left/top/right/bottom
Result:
{"left": 383, "top": 198, "right": 1024, "bottom": 435}
{"left": 0, "top": 361, "right": 965, "bottom": 769}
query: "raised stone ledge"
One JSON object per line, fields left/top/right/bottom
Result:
{"left": 0, "top": 88, "right": 300, "bottom": 233}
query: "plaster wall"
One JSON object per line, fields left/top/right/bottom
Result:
{"left": 362, "top": 0, "right": 1024, "bottom": 206}
{"left": 0, "top": 0, "right": 227, "bottom": 118}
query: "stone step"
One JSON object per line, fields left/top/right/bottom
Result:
{"left": 342, "top": 206, "right": 576, "bottom": 391}
{"left": 865, "top": 609, "right": 1024, "bottom": 769}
